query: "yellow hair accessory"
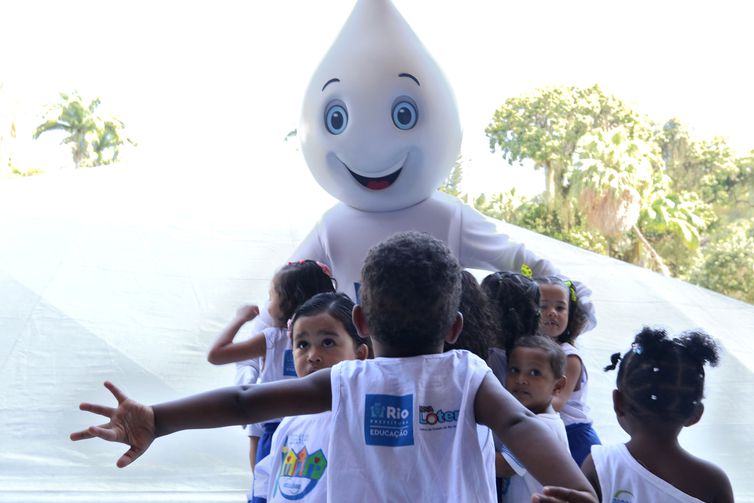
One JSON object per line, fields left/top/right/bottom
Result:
{"left": 563, "top": 279, "right": 577, "bottom": 302}
{"left": 520, "top": 264, "right": 533, "bottom": 279}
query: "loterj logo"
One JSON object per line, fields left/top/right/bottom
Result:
{"left": 364, "top": 394, "right": 414, "bottom": 447}
{"left": 418, "top": 405, "right": 459, "bottom": 427}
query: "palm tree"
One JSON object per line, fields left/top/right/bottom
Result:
{"left": 33, "top": 92, "right": 132, "bottom": 169}
{"left": 569, "top": 127, "right": 669, "bottom": 273}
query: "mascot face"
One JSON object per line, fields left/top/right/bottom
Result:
{"left": 299, "top": 0, "right": 462, "bottom": 212}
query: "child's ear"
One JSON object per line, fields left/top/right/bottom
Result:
{"left": 552, "top": 375, "right": 567, "bottom": 396}
{"left": 612, "top": 389, "right": 626, "bottom": 418}
{"left": 444, "top": 312, "right": 464, "bottom": 345}
{"left": 352, "top": 305, "right": 369, "bottom": 337}
{"left": 355, "top": 343, "right": 369, "bottom": 361}
{"left": 684, "top": 402, "right": 704, "bottom": 427}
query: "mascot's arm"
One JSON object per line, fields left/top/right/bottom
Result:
{"left": 459, "top": 205, "right": 596, "bottom": 331}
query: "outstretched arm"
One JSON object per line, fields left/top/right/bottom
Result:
{"left": 474, "top": 373, "right": 597, "bottom": 502}
{"left": 70, "top": 370, "right": 332, "bottom": 467}
{"left": 207, "top": 304, "right": 267, "bottom": 365}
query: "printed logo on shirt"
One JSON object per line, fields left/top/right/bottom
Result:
{"left": 364, "top": 394, "right": 414, "bottom": 446}
{"left": 611, "top": 490, "right": 634, "bottom": 503}
{"left": 273, "top": 446, "right": 327, "bottom": 500}
{"left": 418, "top": 405, "right": 460, "bottom": 430}
{"left": 283, "top": 349, "right": 297, "bottom": 376}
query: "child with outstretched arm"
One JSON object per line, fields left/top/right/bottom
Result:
{"left": 72, "top": 231, "right": 596, "bottom": 502}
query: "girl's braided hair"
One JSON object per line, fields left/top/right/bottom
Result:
{"left": 445, "top": 271, "right": 499, "bottom": 359}
{"left": 605, "top": 327, "right": 719, "bottom": 423}
{"left": 480, "top": 271, "right": 540, "bottom": 354}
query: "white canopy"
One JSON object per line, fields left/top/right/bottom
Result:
{"left": 1, "top": 164, "right": 752, "bottom": 502}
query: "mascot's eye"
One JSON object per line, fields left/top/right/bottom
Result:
{"left": 392, "top": 99, "right": 418, "bottom": 130}
{"left": 325, "top": 103, "right": 348, "bottom": 135}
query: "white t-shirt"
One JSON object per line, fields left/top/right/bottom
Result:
{"left": 591, "top": 444, "right": 704, "bottom": 503}
{"left": 258, "top": 326, "right": 298, "bottom": 425}
{"left": 291, "top": 193, "right": 561, "bottom": 303}
{"left": 559, "top": 343, "right": 592, "bottom": 426}
{"left": 254, "top": 412, "right": 332, "bottom": 502}
{"left": 502, "top": 411, "right": 569, "bottom": 503}
{"left": 327, "top": 350, "right": 497, "bottom": 502}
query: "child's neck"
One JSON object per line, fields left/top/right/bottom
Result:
{"left": 626, "top": 428, "right": 683, "bottom": 456}
{"left": 529, "top": 403, "right": 556, "bottom": 415}
{"left": 372, "top": 339, "right": 444, "bottom": 358}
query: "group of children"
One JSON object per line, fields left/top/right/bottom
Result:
{"left": 72, "top": 231, "right": 734, "bottom": 503}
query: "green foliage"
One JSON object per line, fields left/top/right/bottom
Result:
{"left": 692, "top": 219, "right": 754, "bottom": 304}
{"left": 10, "top": 164, "right": 45, "bottom": 177}
{"left": 661, "top": 120, "right": 751, "bottom": 209}
{"left": 472, "top": 191, "right": 608, "bottom": 255}
{"left": 439, "top": 156, "right": 467, "bottom": 202}
{"left": 33, "top": 91, "right": 135, "bottom": 169}
{"left": 478, "top": 84, "right": 752, "bottom": 302}
{"left": 485, "top": 85, "right": 653, "bottom": 212}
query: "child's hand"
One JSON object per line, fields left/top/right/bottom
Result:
{"left": 236, "top": 304, "right": 260, "bottom": 323}
{"left": 532, "top": 486, "right": 598, "bottom": 503}
{"left": 70, "top": 381, "right": 155, "bottom": 468}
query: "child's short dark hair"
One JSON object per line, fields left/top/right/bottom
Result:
{"left": 605, "top": 327, "right": 720, "bottom": 423}
{"left": 290, "top": 292, "right": 373, "bottom": 357}
{"left": 360, "top": 231, "right": 461, "bottom": 353}
{"left": 444, "top": 271, "right": 498, "bottom": 359}
{"left": 481, "top": 271, "right": 540, "bottom": 353}
{"left": 274, "top": 260, "right": 336, "bottom": 322}
{"left": 511, "top": 335, "right": 566, "bottom": 377}
{"left": 533, "top": 276, "right": 588, "bottom": 345}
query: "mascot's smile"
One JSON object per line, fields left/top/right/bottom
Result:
{"left": 348, "top": 167, "right": 402, "bottom": 190}
{"left": 338, "top": 153, "right": 407, "bottom": 191}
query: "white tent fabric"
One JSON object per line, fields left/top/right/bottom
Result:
{"left": 2, "top": 165, "right": 753, "bottom": 502}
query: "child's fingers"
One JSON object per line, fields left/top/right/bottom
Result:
{"left": 103, "top": 381, "right": 128, "bottom": 404}
{"left": 70, "top": 429, "right": 95, "bottom": 441}
{"left": 79, "top": 402, "right": 115, "bottom": 418}
{"left": 116, "top": 446, "right": 144, "bottom": 468}
{"left": 87, "top": 425, "right": 119, "bottom": 442}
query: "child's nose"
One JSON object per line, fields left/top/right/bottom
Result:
{"left": 307, "top": 351, "right": 323, "bottom": 362}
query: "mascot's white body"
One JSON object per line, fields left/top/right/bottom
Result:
{"left": 294, "top": 191, "right": 556, "bottom": 302}
{"left": 289, "top": 0, "right": 590, "bottom": 308}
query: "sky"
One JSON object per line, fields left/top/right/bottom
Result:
{"left": 1, "top": 0, "right": 753, "bottom": 196}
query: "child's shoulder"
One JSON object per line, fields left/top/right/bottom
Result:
{"left": 681, "top": 451, "right": 734, "bottom": 501}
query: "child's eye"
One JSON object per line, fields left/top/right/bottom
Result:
{"left": 322, "top": 338, "right": 336, "bottom": 348}
{"left": 296, "top": 341, "right": 309, "bottom": 350}
{"left": 529, "top": 369, "right": 542, "bottom": 377}
{"left": 508, "top": 367, "right": 519, "bottom": 374}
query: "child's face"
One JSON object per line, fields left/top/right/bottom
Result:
{"left": 538, "top": 284, "right": 569, "bottom": 340}
{"left": 506, "top": 346, "right": 560, "bottom": 414}
{"left": 291, "top": 313, "right": 365, "bottom": 376}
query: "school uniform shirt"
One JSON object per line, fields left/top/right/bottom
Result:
{"left": 591, "top": 443, "right": 704, "bottom": 503}
{"left": 258, "top": 326, "right": 298, "bottom": 425}
{"left": 254, "top": 412, "right": 332, "bottom": 502}
{"left": 327, "top": 349, "right": 497, "bottom": 502}
{"left": 501, "top": 412, "right": 569, "bottom": 503}
{"left": 559, "top": 343, "right": 592, "bottom": 426}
